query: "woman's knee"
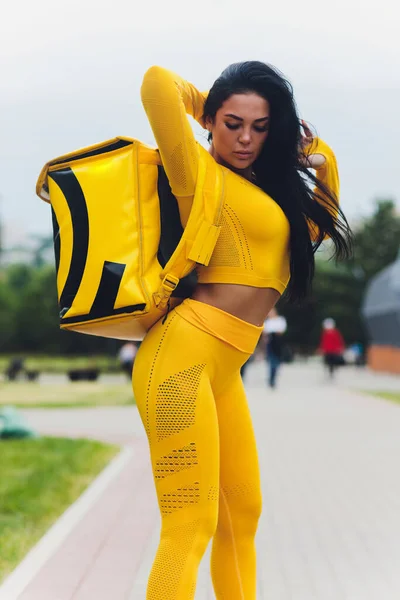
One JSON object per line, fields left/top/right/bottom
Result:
{"left": 218, "top": 484, "right": 262, "bottom": 536}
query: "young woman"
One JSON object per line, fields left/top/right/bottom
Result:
{"left": 133, "top": 61, "right": 352, "bottom": 599}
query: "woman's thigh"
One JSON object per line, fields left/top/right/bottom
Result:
{"left": 133, "top": 311, "right": 222, "bottom": 525}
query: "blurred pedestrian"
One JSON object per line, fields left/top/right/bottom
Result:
{"left": 118, "top": 342, "right": 137, "bottom": 378}
{"left": 349, "top": 342, "right": 364, "bottom": 367}
{"left": 264, "top": 308, "right": 287, "bottom": 388}
{"left": 319, "top": 318, "right": 345, "bottom": 378}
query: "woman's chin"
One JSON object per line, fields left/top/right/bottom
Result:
{"left": 222, "top": 156, "right": 250, "bottom": 170}
{"left": 230, "top": 159, "right": 253, "bottom": 174}
{"left": 212, "top": 151, "right": 252, "bottom": 174}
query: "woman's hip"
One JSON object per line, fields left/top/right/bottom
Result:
{"left": 132, "top": 299, "right": 262, "bottom": 393}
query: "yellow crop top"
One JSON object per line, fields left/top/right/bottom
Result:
{"left": 141, "top": 66, "right": 339, "bottom": 295}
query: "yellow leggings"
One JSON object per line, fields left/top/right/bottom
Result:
{"left": 132, "top": 299, "right": 263, "bottom": 599}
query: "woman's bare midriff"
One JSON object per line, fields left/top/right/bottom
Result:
{"left": 191, "top": 283, "right": 281, "bottom": 327}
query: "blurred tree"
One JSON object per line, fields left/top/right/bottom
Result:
{"left": 9, "top": 265, "right": 112, "bottom": 355}
{"left": 349, "top": 199, "right": 400, "bottom": 281}
{"left": 29, "top": 234, "right": 54, "bottom": 268}
{"left": 0, "top": 195, "right": 3, "bottom": 260}
{"left": 6, "top": 263, "right": 33, "bottom": 292}
{"left": 12, "top": 266, "right": 60, "bottom": 352}
{"left": 0, "top": 280, "right": 16, "bottom": 351}
{"left": 1, "top": 234, "right": 54, "bottom": 268}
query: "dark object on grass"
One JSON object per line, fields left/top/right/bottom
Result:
{"left": 0, "top": 406, "right": 38, "bottom": 440}
{"left": 26, "top": 370, "right": 40, "bottom": 381}
{"left": 68, "top": 368, "right": 100, "bottom": 382}
{"left": 4, "top": 359, "right": 40, "bottom": 382}
{"left": 5, "top": 358, "right": 25, "bottom": 381}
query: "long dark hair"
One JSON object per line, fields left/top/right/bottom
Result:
{"left": 203, "top": 61, "right": 352, "bottom": 302}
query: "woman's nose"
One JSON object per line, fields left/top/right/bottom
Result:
{"left": 239, "top": 130, "right": 251, "bottom": 144}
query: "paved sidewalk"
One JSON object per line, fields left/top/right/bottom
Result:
{"left": 3, "top": 362, "right": 400, "bottom": 599}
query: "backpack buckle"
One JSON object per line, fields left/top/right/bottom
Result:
{"left": 161, "top": 274, "right": 179, "bottom": 292}
{"left": 154, "top": 274, "right": 180, "bottom": 309}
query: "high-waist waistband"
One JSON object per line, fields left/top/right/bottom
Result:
{"left": 174, "top": 299, "right": 263, "bottom": 354}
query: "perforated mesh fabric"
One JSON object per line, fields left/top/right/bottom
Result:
{"left": 156, "top": 363, "right": 205, "bottom": 441}
{"left": 209, "top": 210, "right": 241, "bottom": 267}
{"left": 208, "top": 485, "right": 219, "bottom": 502}
{"left": 221, "top": 481, "right": 259, "bottom": 498}
{"left": 225, "top": 204, "right": 253, "bottom": 270}
{"left": 208, "top": 204, "right": 254, "bottom": 270}
{"left": 145, "top": 315, "right": 176, "bottom": 436}
{"left": 147, "top": 520, "right": 199, "bottom": 599}
{"left": 171, "top": 142, "right": 187, "bottom": 191}
{"left": 155, "top": 443, "right": 198, "bottom": 480}
{"left": 138, "top": 103, "right": 191, "bottom": 196}
{"left": 160, "top": 482, "right": 200, "bottom": 515}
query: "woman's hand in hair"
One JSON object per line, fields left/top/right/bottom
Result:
{"left": 299, "top": 120, "right": 326, "bottom": 169}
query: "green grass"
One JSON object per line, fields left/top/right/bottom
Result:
{"left": 364, "top": 391, "right": 400, "bottom": 406}
{"left": 0, "top": 355, "right": 120, "bottom": 374}
{"left": 0, "top": 382, "right": 135, "bottom": 408}
{"left": 0, "top": 437, "right": 119, "bottom": 582}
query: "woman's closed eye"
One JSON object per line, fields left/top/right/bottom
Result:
{"left": 225, "top": 122, "right": 240, "bottom": 130}
{"left": 225, "top": 122, "right": 268, "bottom": 133}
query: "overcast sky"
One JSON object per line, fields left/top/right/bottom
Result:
{"left": 0, "top": 0, "right": 398, "bottom": 248}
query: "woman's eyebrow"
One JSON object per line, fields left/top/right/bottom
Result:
{"left": 224, "top": 113, "right": 270, "bottom": 122}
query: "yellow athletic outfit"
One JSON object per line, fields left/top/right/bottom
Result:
{"left": 133, "top": 66, "right": 339, "bottom": 599}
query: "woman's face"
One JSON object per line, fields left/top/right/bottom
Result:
{"left": 206, "top": 92, "right": 270, "bottom": 174}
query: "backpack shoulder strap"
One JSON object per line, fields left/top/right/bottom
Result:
{"left": 154, "top": 144, "right": 225, "bottom": 309}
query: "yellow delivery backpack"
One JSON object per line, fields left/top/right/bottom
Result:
{"left": 36, "top": 137, "right": 225, "bottom": 340}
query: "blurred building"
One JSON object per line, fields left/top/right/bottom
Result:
{"left": 362, "top": 255, "right": 400, "bottom": 374}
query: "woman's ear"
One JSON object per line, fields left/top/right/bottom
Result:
{"left": 205, "top": 116, "right": 213, "bottom": 132}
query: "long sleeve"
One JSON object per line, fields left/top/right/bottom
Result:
{"left": 304, "top": 138, "right": 340, "bottom": 242}
{"left": 141, "top": 66, "right": 207, "bottom": 215}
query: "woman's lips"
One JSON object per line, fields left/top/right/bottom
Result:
{"left": 234, "top": 151, "right": 253, "bottom": 159}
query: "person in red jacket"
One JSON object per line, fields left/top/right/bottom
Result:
{"left": 319, "top": 318, "right": 345, "bottom": 378}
